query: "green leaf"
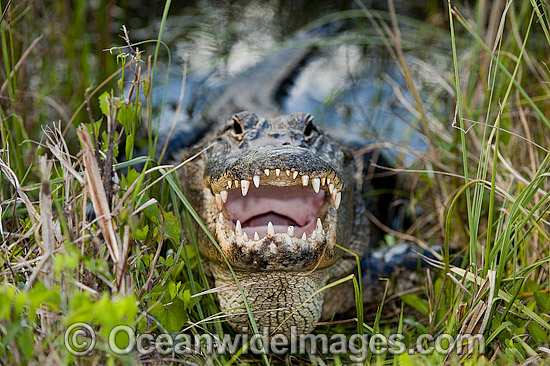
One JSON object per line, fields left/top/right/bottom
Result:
{"left": 163, "top": 210, "right": 182, "bottom": 241}
{"left": 135, "top": 225, "right": 149, "bottom": 241}
{"left": 400, "top": 294, "right": 429, "bottom": 316}
{"left": 142, "top": 78, "right": 150, "bottom": 98}
{"left": 121, "top": 168, "right": 141, "bottom": 188}
{"left": 397, "top": 352, "right": 414, "bottom": 366}
{"left": 99, "top": 91, "right": 110, "bottom": 117}
{"left": 534, "top": 291, "right": 550, "bottom": 313}
{"left": 85, "top": 118, "right": 102, "bottom": 138}
{"left": 181, "top": 289, "right": 191, "bottom": 310}
{"left": 168, "top": 281, "right": 177, "bottom": 300}
{"left": 165, "top": 254, "right": 174, "bottom": 267}
{"left": 149, "top": 298, "right": 187, "bottom": 332}
{"left": 117, "top": 104, "right": 136, "bottom": 130}
{"left": 125, "top": 133, "right": 134, "bottom": 160}
{"left": 528, "top": 321, "right": 548, "bottom": 343}
{"left": 144, "top": 206, "right": 181, "bottom": 241}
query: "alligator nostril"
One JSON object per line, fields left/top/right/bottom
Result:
{"left": 282, "top": 142, "right": 291, "bottom": 146}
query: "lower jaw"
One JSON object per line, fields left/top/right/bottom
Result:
{"left": 210, "top": 263, "right": 329, "bottom": 336}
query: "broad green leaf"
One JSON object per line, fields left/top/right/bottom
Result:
{"left": 534, "top": 291, "right": 550, "bottom": 313}
{"left": 149, "top": 298, "right": 187, "bottom": 333}
{"left": 117, "top": 104, "right": 136, "bottom": 130}
{"left": 99, "top": 91, "right": 110, "bottom": 116}
{"left": 528, "top": 321, "right": 548, "bottom": 343}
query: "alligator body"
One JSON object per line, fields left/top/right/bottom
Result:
{"left": 169, "top": 27, "right": 439, "bottom": 337}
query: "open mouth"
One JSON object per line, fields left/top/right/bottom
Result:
{"left": 210, "top": 168, "right": 342, "bottom": 254}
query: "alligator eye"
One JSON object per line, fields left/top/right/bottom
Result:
{"left": 303, "top": 114, "right": 316, "bottom": 141}
{"left": 231, "top": 115, "right": 244, "bottom": 140}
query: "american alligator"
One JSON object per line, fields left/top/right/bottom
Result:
{"left": 167, "top": 27, "right": 442, "bottom": 337}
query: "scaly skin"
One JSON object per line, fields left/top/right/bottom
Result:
{"left": 179, "top": 111, "right": 372, "bottom": 336}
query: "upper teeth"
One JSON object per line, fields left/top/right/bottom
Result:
{"left": 241, "top": 180, "right": 250, "bottom": 196}
{"left": 311, "top": 178, "right": 320, "bottom": 193}
{"left": 216, "top": 170, "right": 343, "bottom": 213}
{"left": 333, "top": 191, "right": 341, "bottom": 210}
{"left": 220, "top": 190, "right": 228, "bottom": 203}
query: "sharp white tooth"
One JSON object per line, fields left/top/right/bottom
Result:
{"left": 316, "top": 218, "right": 323, "bottom": 233}
{"left": 235, "top": 220, "right": 242, "bottom": 235}
{"left": 254, "top": 232, "right": 260, "bottom": 241}
{"left": 275, "top": 168, "right": 280, "bottom": 176}
{"left": 287, "top": 226, "right": 294, "bottom": 237}
{"left": 220, "top": 190, "right": 228, "bottom": 203}
{"left": 267, "top": 222, "right": 275, "bottom": 237}
{"left": 227, "top": 180, "right": 232, "bottom": 189}
{"left": 215, "top": 194, "right": 223, "bottom": 209}
{"left": 321, "top": 177, "right": 326, "bottom": 186}
{"left": 285, "top": 234, "right": 294, "bottom": 247}
{"left": 312, "top": 178, "right": 320, "bottom": 193}
{"left": 334, "top": 191, "right": 341, "bottom": 210}
{"left": 301, "top": 232, "right": 307, "bottom": 240}
{"left": 329, "top": 183, "right": 334, "bottom": 194}
{"left": 218, "top": 213, "right": 224, "bottom": 223}
{"left": 241, "top": 180, "right": 250, "bottom": 196}
{"left": 302, "top": 175, "right": 309, "bottom": 186}
{"left": 293, "top": 171, "right": 298, "bottom": 179}
{"left": 253, "top": 175, "right": 260, "bottom": 188}
{"left": 264, "top": 169, "right": 270, "bottom": 176}
{"left": 286, "top": 170, "right": 291, "bottom": 176}
{"left": 327, "top": 178, "right": 331, "bottom": 185}
{"left": 235, "top": 180, "right": 239, "bottom": 188}
{"left": 311, "top": 230, "right": 316, "bottom": 240}
{"left": 243, "top": 232, "right": 249, "bottom": 241}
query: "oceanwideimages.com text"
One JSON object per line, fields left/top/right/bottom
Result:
{"left": 65, "top": 323, "right": 485, "bottom": 360}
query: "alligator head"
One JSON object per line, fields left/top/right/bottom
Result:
{"left": 180, "top": 111, "right": 362, "bottom": 336}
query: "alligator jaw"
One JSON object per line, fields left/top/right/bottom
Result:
{"left": 209, "top": 166, "right": 343, "bottom": 270}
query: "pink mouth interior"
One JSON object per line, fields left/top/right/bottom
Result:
{"left": 225, "top": 186, "right": 326, "bottom": 238}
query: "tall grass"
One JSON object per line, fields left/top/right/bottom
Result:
{"left": 1, "top": 0, "right": 550, "bottom": 365}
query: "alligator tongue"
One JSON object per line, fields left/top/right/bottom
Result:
{"left": 225, "top": 185, "right": 326, "bottom": 238}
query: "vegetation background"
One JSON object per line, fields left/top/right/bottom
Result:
{"left": 1, "top": 0, "right": 550, "bottom": 364}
